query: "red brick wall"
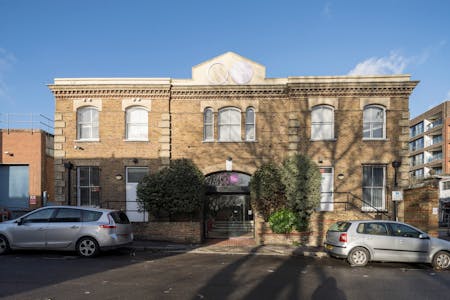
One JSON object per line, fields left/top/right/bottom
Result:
{"left": 0, "top": 130, "right": 54, "bottom": 208}
{"left": 404, "top": 184, "right": 440, "bottom": 237}
{"left": 132, "top": 222, "right": 203, "bottom": 243}
{"left": 255, "top": 210, "right": 382, "bottom": 247}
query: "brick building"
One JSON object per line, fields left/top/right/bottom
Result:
{"left": 0, "top": 127, "right": 54, "bottom": 217}
{"left": 48, "top": 52, "right": 418, "bottom": 244}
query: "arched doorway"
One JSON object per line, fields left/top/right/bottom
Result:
{"left": 204, "top": 172, "right": 254, "bottom": 238}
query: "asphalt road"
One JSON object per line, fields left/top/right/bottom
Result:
{"left": 1, "top": 249, "right": 449, "bottom": 300}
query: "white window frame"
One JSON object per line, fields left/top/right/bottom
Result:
{"left": 362, "top": 165, "right": 386, "bottom": 211}
{"left": 363, "top": 105, "right": 386, "bottom": 140}
{"left": 77, "top": 107, "right": 99, "bottom": 141}
{"left": 126, "top": 106, "right": 149, "bottom": 141}
{"left": 245, "top": 107, "right": 256, "bottom": 141}
{"left": 311, "top": 105, "right": 334, "bottom": 140}
{"left": 203, "top": 107, "right": 214, "bottom": 141}
{"left": 218, "top": 107, "right": 241, "bottom": 142}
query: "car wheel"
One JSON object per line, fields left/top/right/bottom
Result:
{"left": 348, "top": 247, "right": 369, "bottom": 267}
{"left": 0, "top": 235, "right": 10, "bottom": 255}
{"left": 432, "top": 251, "right": 450, "bottom": 270}
{"left": 76, "top": 237, "right": 100, "bottom": 258}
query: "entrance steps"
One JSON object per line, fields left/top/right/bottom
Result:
{"left": 207, "top": 221, "right": 254, "bottom": 238}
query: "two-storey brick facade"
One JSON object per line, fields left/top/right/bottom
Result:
{"left": 48, "top": 52, "right": 418, "bottom": 244}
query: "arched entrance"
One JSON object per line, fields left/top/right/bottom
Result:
{"left": 204, "top": 172, "right": 254, "bottom": 238}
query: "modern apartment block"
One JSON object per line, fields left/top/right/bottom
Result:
{"left": 409, "top": 101, "right": 450, "bottom": 180}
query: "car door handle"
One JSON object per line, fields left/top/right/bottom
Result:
{"left": 71, "top": 225, "right": 80, "bottom": 229}
{"left": 38, "top": 228, "right": 45, "bottom": 231}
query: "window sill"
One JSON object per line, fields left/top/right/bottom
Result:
{"left": 310, "top": 138, "right": 337, "bottom": 142}
{"left": 202, "top": 140, "right": 258, "bottom": 143}
{"left": 74, "top": 139, "right": 100, "bottom": 143}
{"left": 362, "top": 138, "right": 389, "bottom": 141}
{"left": 124, "top": 139, "right": 149, "bottom": 142}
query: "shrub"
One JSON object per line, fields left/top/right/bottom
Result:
{"left": 281, "top": 154, "right": 321, "bottom": 227}
{"left": 249, "top": 163, "right": 286, "bottom": 221}
{"left": 268, "top": 209, "right": 297, "bottom": 234}
{"left": 137, "top": 159, "right": 205, "bottom": 220}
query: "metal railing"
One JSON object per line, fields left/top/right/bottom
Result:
{"left": 0, "top": 113, "right": 54, "bottom": 134}
{"left": 323, "top": 192, "right": 392, "bottom": 219}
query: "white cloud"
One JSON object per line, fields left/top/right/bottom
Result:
{"left": 348, "top": 52, "right": 409, "bottom": 75}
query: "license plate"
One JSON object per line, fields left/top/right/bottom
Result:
{"left": 325, "top": 244, "right": 333, "bottom": 250}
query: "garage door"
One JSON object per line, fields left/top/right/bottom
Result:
{"left": 0, "top": 165, "right": 29, "bottom": 210}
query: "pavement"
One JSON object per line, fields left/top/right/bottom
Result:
{"left": 129, "top": 239, "right": 328, "bottom": 258}
{"left": 129, "top": 230, "right": 450, "bottom": 257}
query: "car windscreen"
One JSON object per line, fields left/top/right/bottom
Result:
{"left": 328, "top": 222, "right": 351, "bottom": 232}
{"left": 110, "top": 211, "right": 130, "bottom": 224}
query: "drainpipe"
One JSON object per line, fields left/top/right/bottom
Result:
{"left": 392, "top": 160, "right": 402, "bottom": 221}
{"left": 64, "top": 162, "right": 73, "bottom": 205}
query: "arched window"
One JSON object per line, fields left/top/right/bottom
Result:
{"left": 245, "top": 107, "right": 256, "bottom": 141}
{"left": 218, "top": 107, "right": 241, "bottom": 142}
{"left": 363, "top": 105, "right": 386, "bottom": 139}
{"left": 311, "top": 105, "right": 334, "bottom": 140}
{"left": 126, "top": 107, "right": 148, "bottom": 141}
{"left": 203, "top": 108, "right": 214, "bottom": 141}
{"left": 77, "top": 106, "right": 99, "bottom": 140}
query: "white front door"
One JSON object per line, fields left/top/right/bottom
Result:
{"left": 126, "top": 167, "right": 149, "bottom": 222}
{"left": 320, "top": 168, "right": 334, "bottom": 211}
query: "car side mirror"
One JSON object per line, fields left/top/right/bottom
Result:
{"left": 419, "top": 233, "right": 429, "bottom": 239}
{"left": 16, "top": 218, "right": 24, "bottom": 226}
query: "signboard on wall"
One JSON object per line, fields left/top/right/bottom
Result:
{"left": 29, "top": 195, "right": 37, "bottom": 205}
{"left": 392, "top": 190, "right": 404, "bottom": 201}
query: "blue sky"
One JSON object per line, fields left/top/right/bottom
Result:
{"left": 1, "top": 0, "right": 449, "bottom": 122}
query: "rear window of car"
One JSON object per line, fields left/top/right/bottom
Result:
{"left": 357, "top": 222, "right": 388, "bottom": 236}
{"left": 328, "top": 222, "right": 351, "bottom": 232}
{"left": 82, "top": 210, "right": 103, "bottom": 222}
{"left": 110, "top": 211, "right": 130, "bottom": 224}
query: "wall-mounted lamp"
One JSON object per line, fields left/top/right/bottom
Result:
{"left": 318, "top": 158, "right": 323, "bottom": 164}
{"left": 226, "top": 157, "right": 233, "bottom": 171}
{"left": 73, "top": 145, "right": 84, "bottom": 150}
{"left": 64, "top": 162, "right": 74, "bottom": 170}
{"left": 132, "top": 158, "right": 138, "bottom": 164}
{"left": 4, "top": 151, "right": 13, "bottom": 157}
{"left": 115, "top": 174, "right": 123, "bottom": 181}
{"left": 337, "top": 173, "right": 345, "bottom": 180}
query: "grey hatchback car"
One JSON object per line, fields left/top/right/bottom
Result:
{"left": 324, "top": 220, "right": 450, "bottom": 270}
{"left": 0, "top": 206, "right": 133, "bottom": 257}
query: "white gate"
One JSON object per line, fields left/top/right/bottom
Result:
{"left": 126, "top": 167, "right": 149, "bottom": 222}
{"left": 320, "top": 167, "right": 334, "bottom": 211}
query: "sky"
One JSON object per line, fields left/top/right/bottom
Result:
{"left": 1, "top": 0, "right": 449, "bottom": 126}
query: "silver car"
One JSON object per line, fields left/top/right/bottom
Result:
{"left": 324, "top": 220, "right": 450, "bottom": 270}
{"left": 0, "top": 206, "right": 133, "bottom": 257}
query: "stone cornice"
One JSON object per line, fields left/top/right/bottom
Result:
{"left": 170, "top": 81, "right": 419, "bottom": 99}
{"left": 48, "top": 85, "right": 171, "bottom": 99}
{"left": 287, "top": 81, "right": 419, "bottom": 97}
{"left": 48, "top": 80, "right": 419, "bottom": 100}
{"left": 170, "top": 85, "right": 287, "bottom": 100}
